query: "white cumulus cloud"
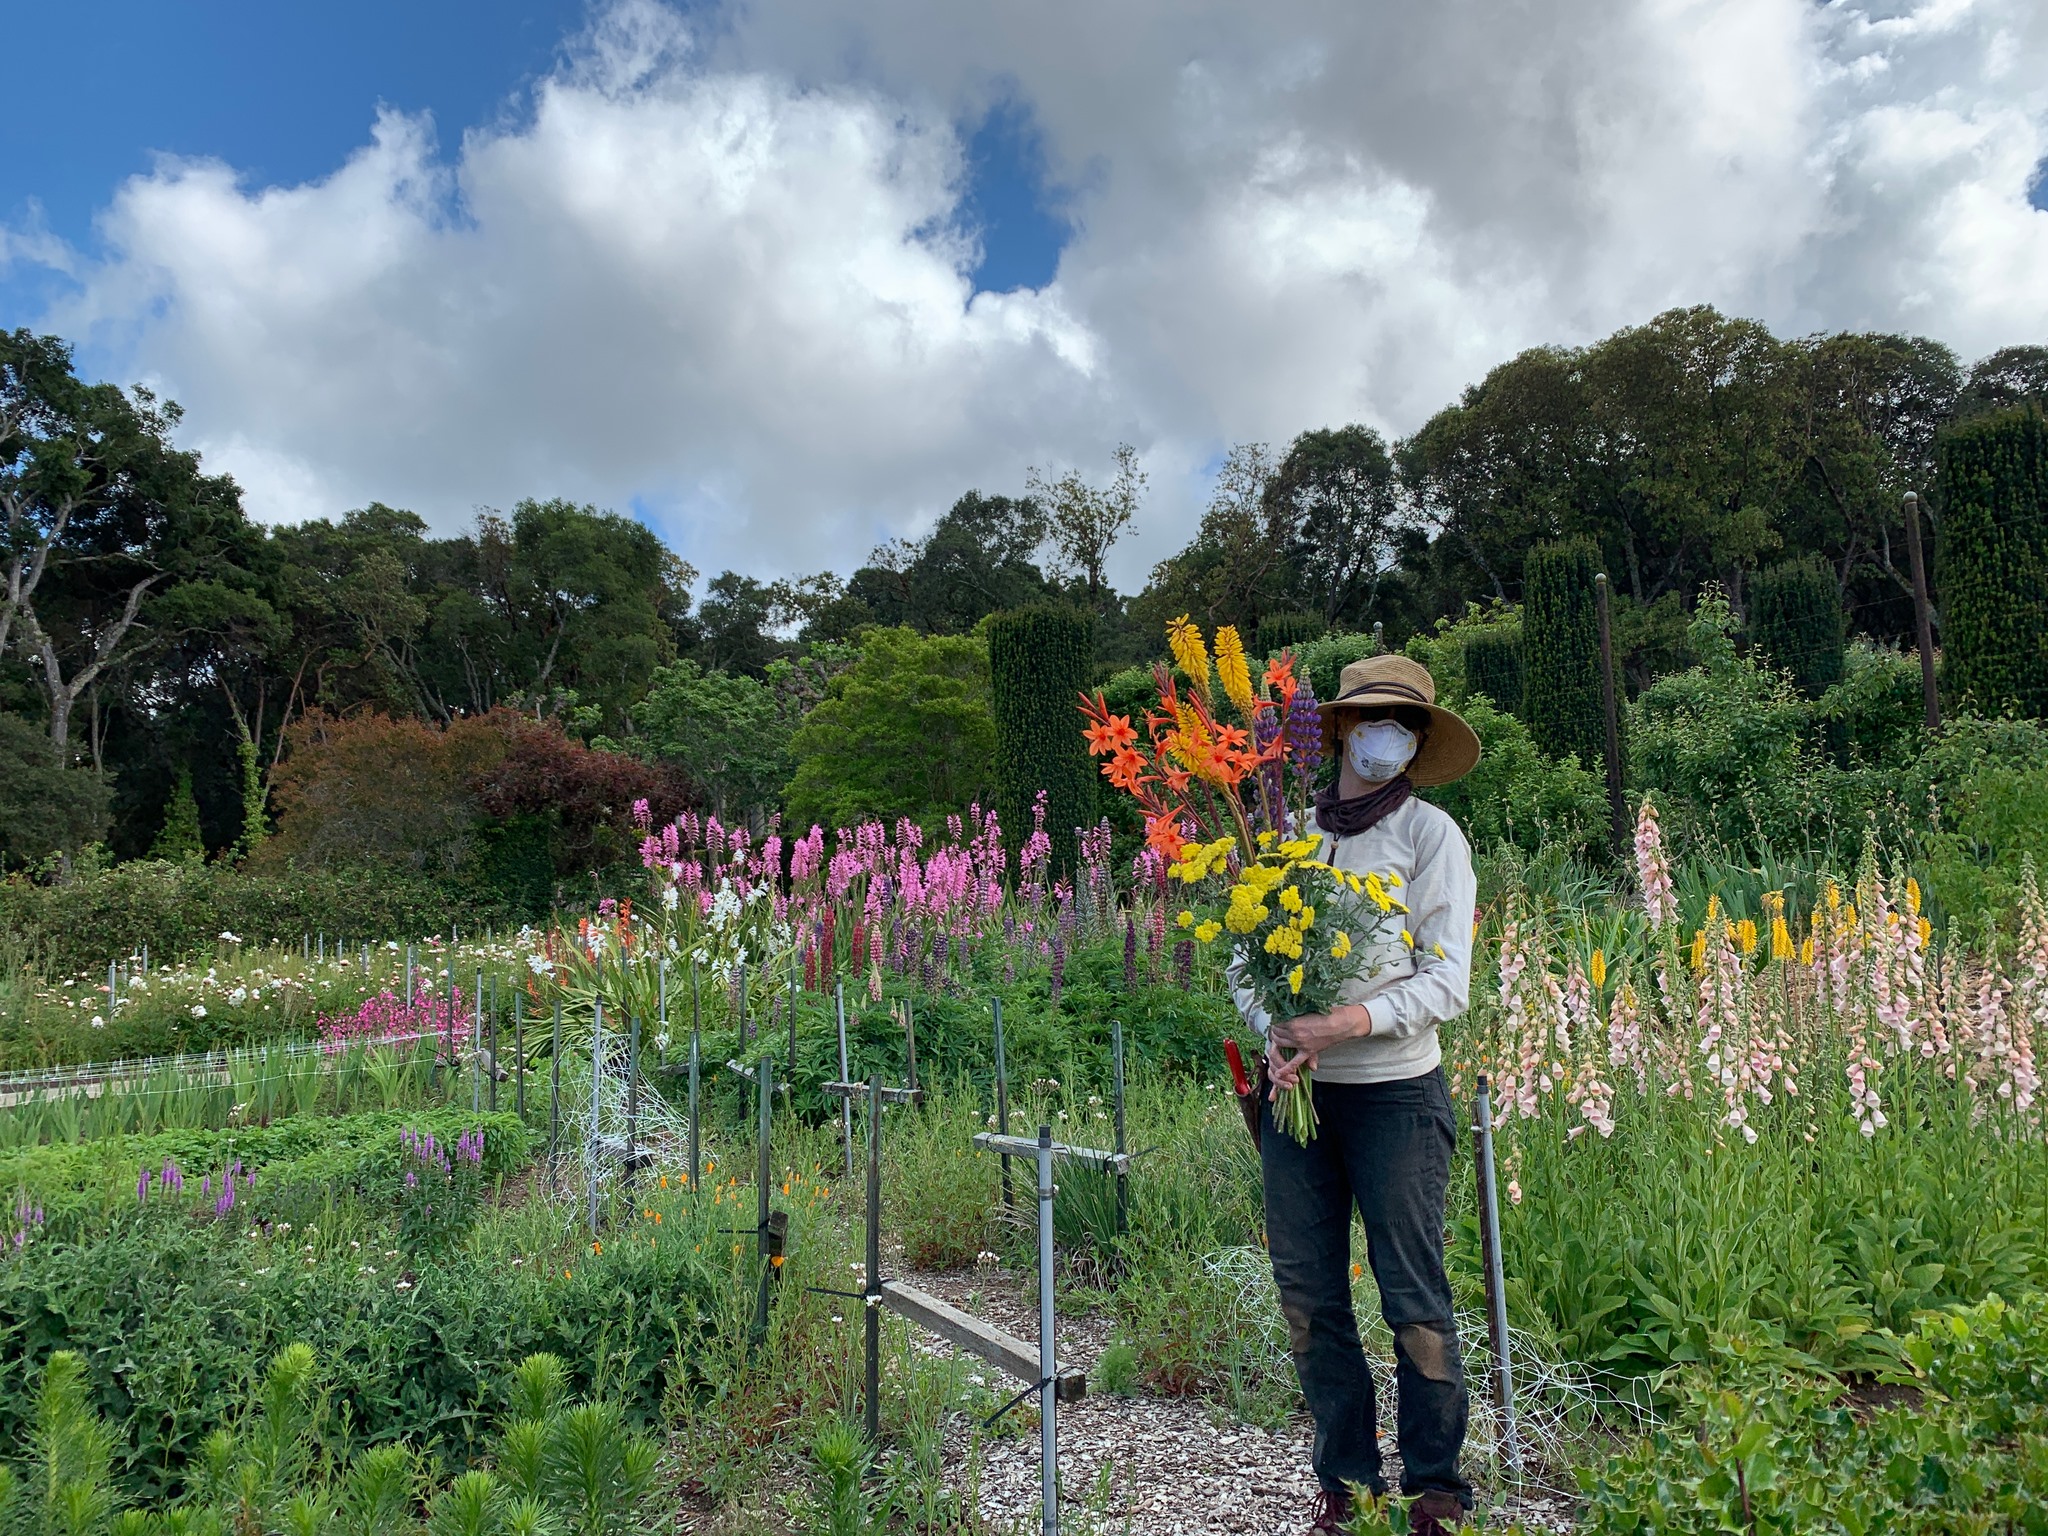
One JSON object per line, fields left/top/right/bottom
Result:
{"left": 25, "top": 0, "right": 2048, "bottom": 589}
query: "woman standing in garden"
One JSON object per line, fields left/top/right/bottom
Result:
{"left": 1248, "top": 653, "right": 1481, "bottom": 1535}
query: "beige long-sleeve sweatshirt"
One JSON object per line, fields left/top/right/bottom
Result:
{"left": 1237, "top": 795, "right": 1477, "bottom": 1083}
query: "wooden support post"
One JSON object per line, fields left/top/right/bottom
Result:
{"left": 879, "top": 1283, "right": 1087, "bottom": 1399}
{"left": 1904, "top": 491, "right": 1941, "bottom": 732}
{"left": 1473, "top": 1075, "right": 1519, "bottom": 1476}
{"left": 1595, "top": 573, "right": 1627, "bottom": 857}
{"left": 994, "top": 998, "right": 1013, "bottom": 1211}
{"left": 864, "top": 1075, "right": 881, "bottom": 1447}
{"left": 835, "top": 982, "right": 853, "bottom": 1177}
{"left": 788, "top": 952, "right": 799, "bottom": 1084}
{"left": 739, "top": 967, "right": 750, "bottom": 1052}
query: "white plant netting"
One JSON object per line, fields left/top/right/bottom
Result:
{"left": 1200, "top": 1246, "right": 1651, "bottom": 1494}
{"left": 575, "top": 1030, "right": 699, "bottom": 1184}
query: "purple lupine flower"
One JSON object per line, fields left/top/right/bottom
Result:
{"left": 162, "top": 1160, "right": 183, "bottom": 1193}
{"left": 138, "top": 1169, "right": 150, "bottom": 1203}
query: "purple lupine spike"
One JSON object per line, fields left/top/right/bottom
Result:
{"left": 405, "top": 1171, "right": 418, "bottom": 1188}
{"left": 202, "top": 1175, "right": 211, "bottom": 1199}
{"left": 139, "top": 1170, "right": 150, "bottom": 1203}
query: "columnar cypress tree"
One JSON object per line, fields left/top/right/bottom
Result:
{"left": 1747, "top": 555, "right": 1846, "bottom": 698}
{"left": 989, "top": 606, "right": 1096, "bottom": 878}
{"left": 1462, "top": 628, "right": 1524, "bottom": 715}
{"left": 151, "top": 768, "right": 205, "bottom": 863}
{"left": 1521, "top": 540, "right": 1607, "bottom": 770}
{"left": 1939, "top": 407, "right": 2048, "bottom": 718}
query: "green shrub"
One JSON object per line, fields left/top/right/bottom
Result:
{"left": 6, "top": 1345, "right": 664, "bottom": 1534}
{"left": 1422, "top": 695, "right": 1606, "bottom": 861}
{"left": 1906, "top": 715, "right": 2048, "bottom": 932}
{"left": 0, "top": 860, "right": 520, "bottom": 978}
{"left": 0, "top": 714, "right": 110, "bottom": 871}
{"left": 988, "top": 606, "right": 1096, "bottom": 876}
{"left": 1520, "top": 540, "right": 1607, "bottom": 773}
{"left": 1284, "top": 630, "right": 1379, "bottom": 706}
{"left": 1939, "top": 405, "right": 2048, "bottom": 718}
{"left": 1574, "top": 1294, "right": 2048, "bottom": 1534}
{"left": 1460, "top": 627, "right": 1523, "bottom": 714}
{"left": 1816, "top": 639, "right": 1924, "bottom": 769}
{"left": 0, "top": 1179, "right": 723, "bottom": 1493}
{"left": 1627, "top": 592, "right": 1843, "bottom": 855}
{"left": 1748, "top": 554, "right": 1845, "bottom": 697}
{"left": 1252, "top": 610, "right": 1326, "bottom": 655}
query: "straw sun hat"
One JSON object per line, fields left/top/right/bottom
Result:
{"left": 1316, "top": 654, "right": 1481, "bottom": 788}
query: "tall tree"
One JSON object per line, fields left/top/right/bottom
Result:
{"left": 1267, "top": 424, "right": 1404, "bottom": 625}
{"left": 1028, "top": 444, "right": 1145, "bottom": 606}
{"left": 1133, "top": 442, "right": 1286, "bottom": 637}
{"left": 1, "top": 331, "right": 251, "bottom": 755}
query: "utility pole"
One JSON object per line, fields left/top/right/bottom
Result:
{"left": 1904, "top": 492, "right": 1941, "bottom": 732}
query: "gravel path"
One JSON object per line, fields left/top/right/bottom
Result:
{"left": 904, "top": 1267, "right": 1581, "bottom": 1536}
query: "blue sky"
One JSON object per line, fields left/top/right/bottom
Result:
{"left": 0, "top": 0, "right": 1068, "bottom": 331}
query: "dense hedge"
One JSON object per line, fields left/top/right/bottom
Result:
{"left": 1748, "top": 554, "right": 1846, "bottom": 697}
{"left": 0, "top": 859, "right": 529, "bottom": 976}
{"left": 1461, "top": 627, "right": 1523, "bottom": 714}
{"left": 1522, "top": 539, "right": 1608, "bottom": 772}
{"left": 989, "top": 606, "right": 1096, "bottom": 877}
{"left": 1253, "top": 609, "right": 1327, "bottom": 655}
{"left": 1939, "top": 406, "right": 2048, "bottom": 718}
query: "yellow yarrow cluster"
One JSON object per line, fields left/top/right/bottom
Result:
{"left": 1171, "top": 836, "right": 1237, "bottom": 884}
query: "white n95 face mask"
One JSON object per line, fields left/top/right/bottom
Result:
{"left": 1347, "top": 719, "right": 1417, "bottom": 781}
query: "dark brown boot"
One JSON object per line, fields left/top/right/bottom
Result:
{"left": 1408, "top": 1490, "right": 1467, "bottom": 1535}
{"left": 1306, "top": 1488, "right": 1353, "bottom": 1535}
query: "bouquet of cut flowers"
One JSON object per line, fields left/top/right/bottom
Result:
{"left": 1172, "top": 832, "right": 1408, "bottom": 1142}
{"left": 1079, "top": 616, "right": 1407, "bottom": 1144}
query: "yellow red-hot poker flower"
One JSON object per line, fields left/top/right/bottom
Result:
{"left": 1167, "top": 615, "right": 1212, "bottom": 703}
{"left": 1216, "top": 626, "right": 1256, "bottom": 717}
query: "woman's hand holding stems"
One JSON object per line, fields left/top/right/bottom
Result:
{"left": 1265, "top": 1003, "right": 1373, "bottom": 1094}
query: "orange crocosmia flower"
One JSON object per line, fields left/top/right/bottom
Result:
{"left": 1083, "top": 713, "right": 1138, "bottom": 757}
{"left": 1105, "top": 748, "right": 1149, "bottom": 791}
{"left": 1163, "top": 766, "right": 1193, "bottom": 795}
{"left": 1263, "top": 653, "right": 1300, "bottom": 704}
{"left": 1213, "top": 723, "right": 1249, "bottom": 753}
{"left": 1144, "top": 813, "right": 1189, "bottom": 862}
